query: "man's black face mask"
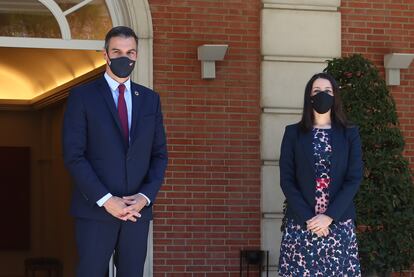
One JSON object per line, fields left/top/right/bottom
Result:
{"left": 107, "top": 55, "right": 136, "bottom": 78}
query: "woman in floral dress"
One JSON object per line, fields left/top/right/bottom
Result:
{"left": 278, "top": 73, "right": 363, "bottom": 276}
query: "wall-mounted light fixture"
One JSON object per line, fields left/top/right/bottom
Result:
{"left": 197, "top": 44, "right": 228, "bottom": 79}
{"left": 384, "top": 53, "right": 414, "bottom": 86}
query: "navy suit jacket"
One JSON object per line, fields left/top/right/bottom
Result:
{"left": 62, "top": 76, "right": 168, "bottom": 221}
{"left": 279, "top": 123, "right": 363, "bottom": 226}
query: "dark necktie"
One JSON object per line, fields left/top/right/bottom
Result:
{"left": 117, "top": 84, "right": 129, "bottom": 145}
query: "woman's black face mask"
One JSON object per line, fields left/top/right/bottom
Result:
{"left": 311, "top": 90, "right": 334, "bottom": 114}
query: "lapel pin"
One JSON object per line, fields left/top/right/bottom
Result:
{"left": 134, "top": 91, "right": 139, "bottom": 96}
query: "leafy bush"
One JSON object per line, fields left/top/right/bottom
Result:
{"left": 325, "top": 54, "right": 414, "bottom": 275}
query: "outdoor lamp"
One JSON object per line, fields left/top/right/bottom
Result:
{"left": 197, "top": 44, "right": 228, "bottom": 79}
{"left": 384, "top": 53, "right": 414, "bottom": 86}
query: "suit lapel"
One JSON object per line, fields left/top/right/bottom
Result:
{"left": 129, "top": 83, "right": 144, "bottom": 145}
{"left": 330, "top": 125, "right": 343, "bottom": 180}
{"left": 96, "top": 77, "right": 126, "bottom": 147}
{"left": 300, "top": 129, "right": 315, "bottom": 170}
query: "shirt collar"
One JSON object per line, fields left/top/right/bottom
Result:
{"left": 104, "top": 72, "right": 131, "bottom": 92}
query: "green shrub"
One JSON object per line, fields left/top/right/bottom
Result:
{"left": 325, "top": 54, "right": 414, "bottom": 275}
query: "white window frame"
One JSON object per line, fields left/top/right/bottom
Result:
{"left": 0, "top": 0, "right": 121, "bottom": 50}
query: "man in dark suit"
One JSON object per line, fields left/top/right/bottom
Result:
{"left": 62, "top": 26, "right": 168, "bottom": 277}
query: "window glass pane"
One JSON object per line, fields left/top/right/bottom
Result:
{"left": 0, "top": 0, "right": 60, "bottom": 38}
{"left": 66, "top": 0, "right": 112, "bottom": 40}
{"left": 54, "top": 0, "right": 83, "bottom": 11}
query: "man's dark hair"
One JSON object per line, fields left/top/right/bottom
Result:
{"left": 299, "top": 72, "right": 349, "bottom": 132}
{"left": 104, "top": 26, "right": 138, "bottom": 52}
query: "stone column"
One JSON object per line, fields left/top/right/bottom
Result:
{"left": 260, "top": 0, "right": 341, "bottom": 274}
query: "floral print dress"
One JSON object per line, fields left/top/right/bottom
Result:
{"left": 278, "top": 128, "right": 361, "bottom": 277}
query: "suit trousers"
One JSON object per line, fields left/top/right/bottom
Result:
{"left": 75, "top": 218, "right": 150, "bottom": 277}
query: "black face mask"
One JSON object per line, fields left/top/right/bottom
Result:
{"left": 311, "top": 90, "right": 334, "bottom": 114}
{"left": 108, "top": 56, "right": 136, "bottom": 78}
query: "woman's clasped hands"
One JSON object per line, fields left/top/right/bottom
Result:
{"left": 306, "top": 214, "right": 333, "bottom": 237}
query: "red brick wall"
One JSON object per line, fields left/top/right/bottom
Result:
{"left": 150, "top": 1, "right": 262, "bottom": 275}
{"left": 341, "top": 0, "right": 414, "bottom": 170}
{"left": 342, "top": 1, "right": 414, "bottom": 275}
